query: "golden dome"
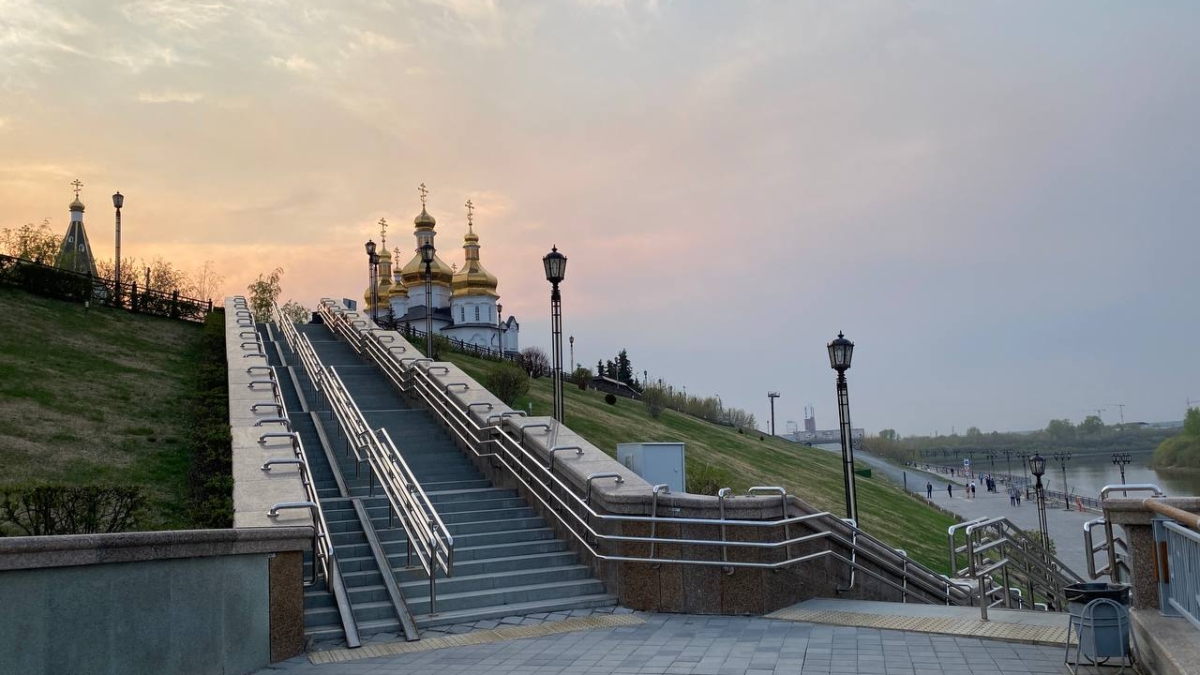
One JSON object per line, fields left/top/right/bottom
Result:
{"left": 388, "top": 280, "right": 408, "bottom": 298}
{"left": 414, "top": 207, "right": 436, "bottom": 229}
{"left": 69, "top": 198, "right": 85, "bottom": 213}
{"left": 399, "top": 251, "right": 454, "bottom": 286}
{"left": 451, "top": 224, "right": 498, "bottom": 298}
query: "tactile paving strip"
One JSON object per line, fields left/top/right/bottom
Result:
{"left": 764, "top": 607, "right": 1072, "bottom": 647}
{"left": 309, "top": 613, "right": 645, "bottom": 664}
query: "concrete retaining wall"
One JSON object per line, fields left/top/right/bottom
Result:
{"left": 0, "top": 527, "right": 311, "bottom": 675}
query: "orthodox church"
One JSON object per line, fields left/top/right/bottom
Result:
{"left": 364, "top": 188, "right": 519, "bottom": 354}
{"left": 55, "top": 179, "right": 99, "bottom": 276}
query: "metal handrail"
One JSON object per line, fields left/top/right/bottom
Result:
{"left": 949, "top": 515, "right": 1082, "bottom": 619}
{"left": 1098, "top": 483, "right": 1166, "bottom": 587}
{"left": 320, "top": 300, "right": 974, "bottom": 606}
{"left": 286, "top": 309, "right": 454, "bottom": 613}
{"left": 250, "top": 328, "right": 338, "bottom": 593}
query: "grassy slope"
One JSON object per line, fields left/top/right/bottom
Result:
{"left": 444, "top": 350, "right": 957, "bottom": 573}
{"left": 0, "top": 288, "right": 201, "bottom": 529}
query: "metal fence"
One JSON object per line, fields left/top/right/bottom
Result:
{"left": 0, "top": 253, "right": 213, "bottom": 322}
{"left": 1162, "top": 521, "right": 1200, "bottom": 630}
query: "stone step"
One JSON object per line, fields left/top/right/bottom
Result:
{"left": 403, "top": 579, "right": 609, "bottom": 616}
{"left": 397, "top": 564, "right": 593, "bottom": 597}
{"left": 414, "top": 594, "right": 618, "bottom": 629}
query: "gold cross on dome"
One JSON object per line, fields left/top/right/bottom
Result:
{"left": 71, "top": 179, "right": 83, "bottom": 198}
{"left": 378, "top": 217, "right": 388, "bottom": 246}
{"left": 464, "top": 199, "right": 474, "bottom": 225}
{"left": 418, "top": 183, "right": 428, "bottom": 206}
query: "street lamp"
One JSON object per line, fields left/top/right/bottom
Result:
{"left": 1029, "top": 453, "right": 1051, "bottom": 549}
{"left": 768, "top": 392, "right": 780, "bottom": 436}
{"left": 827, "top": 331, "right": 858, "bottom": 523}
{"left": 1052, "top": 451, "right": 1072, "bottom": 510}
{"left": 569, "top": 335, "right": 575, "bottom": 374}
{"left": 543, "top": 246, "right": 567, "bottom": 423}
{"left": 112, "top": 191, "right": 124, "bottom": 305}
{"left": 1112, "top": 452, "right": 1132, "bottom": 496}
{"left": 986, "top": 450, "right": 996, "bottom": 478}
{"left": 364, "top": 239, "right": 378, "bottom": 323}
{"left": 420, "top": 241, "right": 435, "bottom": 357}
{"left": 1002, "top": 449, "right": 1014, "bottom": 485}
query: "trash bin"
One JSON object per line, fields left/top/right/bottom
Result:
{"left": 1064, "top": 582, "right": 1130, "bottom": 616}
{"left": 1066, "top": 598, "right": 1133, "bottom": 674}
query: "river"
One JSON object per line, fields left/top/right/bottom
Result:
{"left": 926, "top": 450, "right": 1200, "bottom": 498}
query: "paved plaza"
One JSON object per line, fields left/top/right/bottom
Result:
{"left": 260, "top": 613, "right": 1076, "bottom": 675}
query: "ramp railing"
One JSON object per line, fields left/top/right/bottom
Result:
{"left": 949, "top": 516, "right": 1083, "bottom": 619}
{"left": 286, "top": 317, "right": 454, "bottom": 613}
{"left": 318, "top": 300, "right": 974, "bottom": 607}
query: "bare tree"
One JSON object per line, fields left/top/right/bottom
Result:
{"left": 520, "top": 346, "right": 551, "bottom": 378}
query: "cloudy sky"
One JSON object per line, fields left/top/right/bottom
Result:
{"left": 2, "top": 1, "right": 1198, "bottom": 436}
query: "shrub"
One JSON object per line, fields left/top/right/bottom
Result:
{"left": 686, "top": 462, "right": 735, "bottom": 495}
{"left": 0, "top": 484, "right": 145, "bottom": 535}
{"left": 571, "top": 367, "right": 592, "bottom": 390}
{"left": 642, "top": 385, "right": 668, "bottom": 419}
{"left": 605, "top": 393, "right": 617, "bottom": 405}
{"left": 485, "top": 362, "right": 530, "bottom": 405}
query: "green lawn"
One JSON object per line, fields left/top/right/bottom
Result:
{"left": 0, "top": 287, "right": 202, "bottom": 530}
{"left": 444, "top": 350, "right": 958, "bottom": 573}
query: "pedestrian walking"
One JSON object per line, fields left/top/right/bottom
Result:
{"left": 1009, "top": 487, "right": 1016, "bottom": 507}
{"left": 948, "top": 484, "right": 954, "bottom": 498}
{"left": 969, "top": 481, "right": 976, "bottom": 499}
{"left": 926, "top": 482, "right": 933, "bottom": 499}
{"left": 1016, "top": 491, "right": 1021, "bottom": 506}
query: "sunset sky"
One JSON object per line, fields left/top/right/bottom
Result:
{"left": 3, "top": 1, "right": 1198, "bottom": 436}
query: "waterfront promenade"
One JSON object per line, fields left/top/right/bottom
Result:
{"left": 848, "top": 451, "right": 1097, "bottom": 578}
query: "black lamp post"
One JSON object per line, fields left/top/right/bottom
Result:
{"left": 112, "top": 191, "right": 124, "bottom": 304}
{"left": 364, "top": 239, "right": 378, "bottom": 323}
{"left": 420, "top": 241, "right": 435, "bottom": 357}
{"left": 1002, "top": 449, "right": 1014, "bottom": 485}
{"left": 986, "top": 450, "right": 996, "bottom": 478}
{"left": 827, "top": 331, "right": 858, "bottom": 523}
{"left": 1053, "top": 451, "right": 1072, "bottom": 509}
{"left": 1112, "top": 452, "right": 1132, "bottom": 497}
{"left": 1029, "top": 453, "right": 1051, "bottom": 548}
{"left": 543, "top": 246, "right": 567, "bottom": 423}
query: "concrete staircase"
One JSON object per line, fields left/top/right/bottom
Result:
{"left": 267, "top": 322, "right": 615, "bottom": 643}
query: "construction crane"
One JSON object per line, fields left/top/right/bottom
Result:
{"left": 1106, "top": 403, "right": 1126, "bottom": 425}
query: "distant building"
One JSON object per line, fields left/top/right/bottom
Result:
{"left": 785, "top": 428, "right": 865, "bottom": 445}
{"left": 589, "top": 376, "right": 641, "bottom": 400}
{"left": 363, "top": 193, "right": 519, "bottom": 353}
{"left": 55, "top": 181, "right": 99, "bottom": 276}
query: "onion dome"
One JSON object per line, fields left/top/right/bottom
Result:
{"left": 69, "top": 197, "right": 85, "bottom": 213}
{"left": 415, "top": 207, "right": 436, "bottom": 229}
{"left": 451, "top": 223, "right": 498, "bottom": 298}
{"left": 399, "top": 203, "right": 453, "bottom": 286}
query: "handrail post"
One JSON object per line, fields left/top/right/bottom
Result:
{"left": 718, "top": 488, "right": 733, "bottom": 575}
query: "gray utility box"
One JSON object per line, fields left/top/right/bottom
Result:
{"left": 617, "top": 443, "right": 686, "bottom": 494}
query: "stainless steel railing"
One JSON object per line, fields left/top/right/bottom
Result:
{"left": 1160, "top": 518, "right": 1200, "bottom": 630}
{"left": 948, "top": 515, "right": 1083, "bottom": 619}
{"left": 286, "top": 315, "right": 454, "bottom": 613}
{"left": 319, "top": 299, "right": 974, "bottom": 607}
